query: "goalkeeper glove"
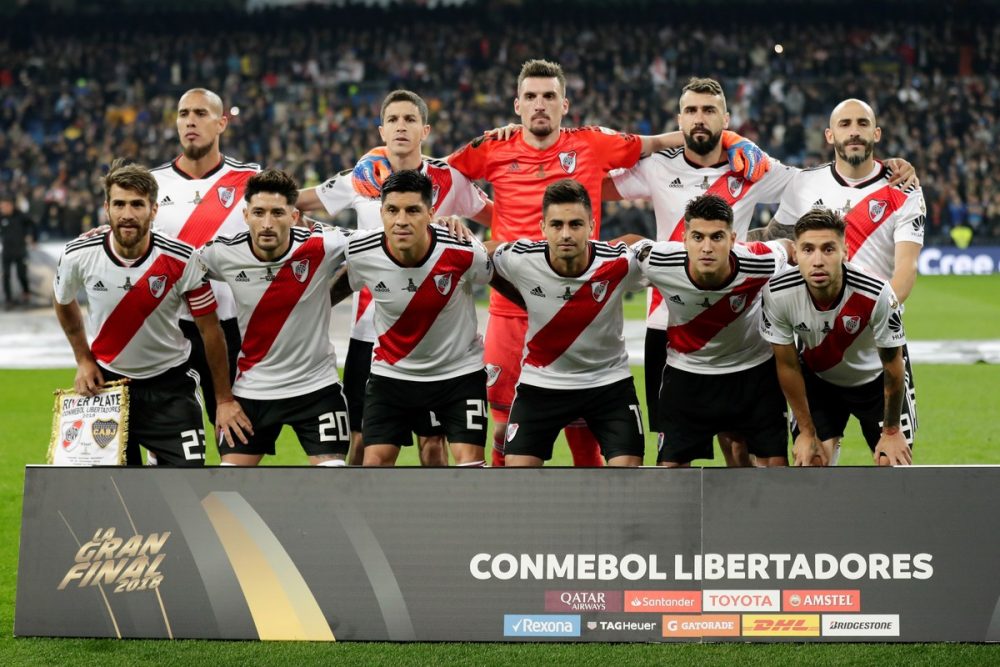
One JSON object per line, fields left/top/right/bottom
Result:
{"left": 351, "top": 147, "right": 394, "bottom": 198}
{"left": 721, "top": 131, "right": 771, "bottom": 183}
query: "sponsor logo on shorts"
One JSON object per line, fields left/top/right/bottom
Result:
{"left": 625, "top": 590, "right": 701, "bottom": 613}
{"left": 503, "top": 614, "right": 580, "bottom": 637}
{"left": 703, "top": 589, "right": 780, "bottom": 612}
{"left": 662, "top": 614, "right": 740, "bottom": 638}
{"left": 545, "top": 590, "right": 623, "bottom": 613}
{"left": 783, "top": 589, "right": 860, "bottom": 612}
{"left": 485, "top": 364, "right": 501, "bottom": 387}
{"left": 742, "top": 614, "right": 820, "bottom": 637}
{"left": 822, "top": 614, "right": 900, "bottom": 637}
{"left": 505, "top": 423, "right": 519, "bottom": 442}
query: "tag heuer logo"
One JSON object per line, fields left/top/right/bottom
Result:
{"left": 91, "top": 419, "right": 119, "bottom": 448}
{"left": 485, "top": 363, "right": 501, "bottom": 387}
{"left": 235, "top": 271, "right": 250, "bottom": 282}
{"left": 558, "top": 151, "right": 578, "bottom": 174}
{"left": 869, "top": 199, "right": 888, "bottom": 223}
{"left": 587, "top": 622, "right": 598, "bottom": 630}
{"left": 374, "top": 281, "right": 390, "bottom": 293}
{"left": 148, "top": 275, "right": 167, "bottom": 299}
{"left": 433, "top": 273, "right": 453, "bottom": 296}
{"left": 842, "top": 315, "right": 862, "bottom": 334}
{"left": 727, "top": 175, "right": 744, "bottom": 198}
{"left": 218, "top": 186, "right": 236, "bottom": 209}
{"left": 592, "top": 280, "right": 609, "bottom": 303}
{"left": 291, "top": 259, "right": 309, "bottom": 283}
{"left": 729, "top": 294, "right": 747, "bottom": 313}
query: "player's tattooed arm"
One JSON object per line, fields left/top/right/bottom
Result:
{"left": 329, "top": 265, "right": 354, "bottom": 307}
{"left": 875, "top": 346, "right": 911, "bottom": 466}
{"left": 54, "top": 300, "right": 104, "bottom": 396}
{"left": 772, "top": 343, "right": 827, "bottom": 466}
{"left": 747, "top": 220, "right": 794, "bottom": 242}
{"left": 489, "top": 273, "right": 525, "bottom": 310}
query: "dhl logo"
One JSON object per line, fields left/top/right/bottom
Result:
{"left": 741, "top": 614, "right": 820, "bottom": 637}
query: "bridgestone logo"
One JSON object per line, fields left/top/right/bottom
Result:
{"left": 830, "top": 621, "right": 892, "bottom": 630}
{"left": 822, "top": 614, "right": 899, "bottom": 637}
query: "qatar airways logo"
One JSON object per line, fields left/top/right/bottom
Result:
{"left": 545, "top": 590, "right": 623, "bottom": 612}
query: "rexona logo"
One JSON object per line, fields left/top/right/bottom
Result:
{"left": 545, "top": 590, "right": 623, "bottom": 612}
{"left": 823, "top": 614, "right": 900, "bottom": 637}
{"left": 742, "top": 614, "right": 820, "bottom": 637}
{"left": 504, "top": 615, "right": 580, "bottom": 637}
{"left": 703, "top": 589, "right": 780, "bottom": 612}
{"left": 783, "top": 589, "right": 860, "bottom": 612}
{"left": 625, "top": 590, "right": 701, "bottom": 613}
{"left": 662, "top": 614, "right": 741, "bottom": 638}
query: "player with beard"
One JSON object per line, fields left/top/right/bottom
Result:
{"left": 53, "top": 160, "right": 250, "bottom": 466}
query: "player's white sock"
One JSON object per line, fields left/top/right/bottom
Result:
{"left": 457, "top": 460, "right": 485, "bottom": 467}
{"left": 317, "top": 459, "right": 347, "bottom": 467}
{"left": 146, "top": 451, "right": 158, "bottom": 467}
{"left": 219, "top": 462, "right": 238, "bottom": 466}
{"left": 829, "top": 443, "right": 842, "bottom": 466}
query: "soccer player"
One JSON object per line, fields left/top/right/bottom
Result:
{"left": 298, "top": 90, "right": 492, "bottom": 466}
{"left": 53, "top": 160, "right": 249, "bottom": 466}
{"left": 490, "top": 180, "right": 645, "bottom": 466}
{"left": 448, "top": 59, "right": 766, "bottom": 468}
{"left": 760, "top": 209, "right": 913, "bottom": 466}
{"left": 342, "top": 170, "right": 491, "bottom": 467}
{"left": 150, "top": 88, "right": 260, "bottom": 434}
{"left": 198, "top": 169, "right": 351, "bottom": 466}
{"left": 635, "top": 194, "right": 791, "bottom": 467}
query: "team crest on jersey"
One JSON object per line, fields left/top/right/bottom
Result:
{"left": 505, "top": 423, "right": 519, "bottom": 442}
{"left": 842, "top": 315, "right": 862, "bottom": 334}
{"left": 592, "top": 280, "right": 609, "bottom": 303}
{"left": 91, "top": 419, "right": 119, "bottom": 448}
{"left": 218, "top": 186, "right": 237, "bottom": 209}
{"left": 558, "top": 151, "right": 578, "bottom": 174}
{"left": 485, "top": 363, "right": 501, "bottom": 387}
{"left": 291, "top": 259, "right": 310, "bottom": 283}
{"left": 869, "top": 200, "right": 888, "bottom": 223}
{"left": 433, "top": 273, "right": 454, "bottom": 296}
{"left": 729, "top": 294, "right": 747, "bottom": 313}
{"left": 727, "top": 176, "right": 744, "bottom": 198}
{"left": 431, "top": 183, "right": 441, "bottom": 206}
{"left": 148, "top": 275, "right": 167, "bottom": 299}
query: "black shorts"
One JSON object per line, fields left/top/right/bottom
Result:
{"left": 179, "top": 317, "right": 241, "bottom": 425}
{"left": 504, "top": 378, "right": 646, "bottom": 462}
{"left": 363, "top": 370, "right": 487, "bottom": 448}
{"left": 230, "top": 384, "right": 351, "bottom": 457}
{"left": 797, "top": 366, "right": 917, "bottom": 451}
{"left": 103, "top": 364, "right": 206, "bottom": 467}
{"left": 644, "top": 328, "right": 667, "bottom": 431}
{"left": 342, "top": 338, "right": 374, "bottom": 433}
{"left": 657, "top": 357, "right": 788, "bottom": 464}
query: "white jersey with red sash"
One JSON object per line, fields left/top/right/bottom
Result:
{"left": 637, "top": 240, "right": 789, "bottom": 374}
{"left": 317, "top": 156, "right": 488, "bottom": 343}
{"left": 198, "top": 223, "right": 349, "bottom": 400}
{"left": 53, "top": 231, "right": 216, "bottom": 379}
{"left": 612, "top": 147, "right": 796, "bottom": 329}
{"left": 151, "top": 155, "right": 261, "bottom": 320}
{"left": 773, "top": 161, "right": 925, "bottom": 281}
{"left": 345, "top": 225, "right": 491, "bottom": 382}
{"left": 492, "top": 240, "right": 645, "bottom": 390}
{"left": 761, "top": 263, "right": 906, "bottom": 387}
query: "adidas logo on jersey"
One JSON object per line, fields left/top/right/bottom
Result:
{"left": 530, "top": 286, "right": 546, "bottom": 297}
{"left": 669, "top": 178, "right": 683, "bottom": 189}
{"left": 92, "top": 280, "right": 108, "bottom": 292}
{"left": 794, "top": 322, "right": 811, "bottom": 332}
{"left": 669, "top": 294, "right": 684, "bottom": 305}
{"left": 812, "top": 198, "right": 825, "bottom": 208}
{"left": 159, "top": 195, "right": 174, "bottom": 206}
{"left": 508, "top": 161, "right": 521, "bottom": 173}
{"left": 235, "top": 271, "right": 250, "bottom": 282}
{"left": 374, "top": 281, "right": 390, "bottom": 293}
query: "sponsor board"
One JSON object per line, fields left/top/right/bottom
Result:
{"left": 545, "top": 590, "right": 623, "bottom": 613}
{"left": 783, "top": 589, "right": 860, "bottom": 612}
{"left": 823, "top": 614, "right": 900, "bottom": 637}
{"left": 503, "top": 615, "right": 580, "bottom": 638}
{"left": 742, "top": 614, "right": 820, "bottom": 637}
{"left": 584, "top": 619, "right": 659, "bottom": 634}
{"left": 703, "top": 589, "right": 780, "bottom": 612}
{"left": 918, "top": 246, "right": 1000, "bottom": 275}
{"left": 662, "top": 614, "right": 741, "bottom": 638}
{"left": 625, "top": 590, "right": 701, "bottom": 613}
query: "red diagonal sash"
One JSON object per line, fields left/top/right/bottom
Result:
{"left": 374, "top": 248, "right": 474, "bottom": 365}
{"left": 666, "top": 276, "right": 769, "bottom": 354}
{"left": 237, "top": 236, "right": 326, "bottom": 376}
{"left": 90, "top": 252, "right": 187, "bottom": 364}
{"left": 175, "top": 169, "right": 254, "bottom": 247}
{"left": 355, "top": 287, "right": 373, "bottom": 323}
{"left": 524, "top": 257, "right": 630, "bottom": 367}
{"left": 843, "top": 185, "right": 907, "bottom": 259}
{"left": 800, "top": 292, "right": 875, "bottom": 372}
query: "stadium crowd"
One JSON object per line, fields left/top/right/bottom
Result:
{"left": 1, "top": 4, "right": 998, "bottom": 244}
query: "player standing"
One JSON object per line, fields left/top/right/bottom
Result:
{"left": 53, "top": 160, "right": 249, "bottom": 466}
{"left": 760, "top": 209, "right": 913, "bottom": 466}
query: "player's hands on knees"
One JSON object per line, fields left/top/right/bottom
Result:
{"left": 437, "top": 215, "right": 474, "bottom": 243}
{"left": 884, "top": 158, "right": 919, "bottom": 190}
{"left": 74, "top": 359, "right": 104, "bottom": 396}
{"left": 216, "top": 399, "right": 253, "bottom": 448}
{"left": 720, "top": 130, "right": 771, "bottom": 183}
{"left": 792, "top": 431, "right": 828, "bottom": 466}
{"left": 483, "top": 123, "right": 522, "bottom": 141}
{"left": 873, "top": 430, "right": 911, "bottom": 466}
{"left": 78, "top": 224, "right": 110, "bottom": 240}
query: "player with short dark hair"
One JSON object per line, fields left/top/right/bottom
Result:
{"left": 760, "top": 208, "right": 914, "bottom": 466}
{"left": 341, "top": 170, "right": 492, "bottom": 467}
{"left": 198, "top": 169, "right": 352, "bottom": 466}
{"left": 490, "top": 179, "right": 646, "bottom": 466}
{"left": 53, "top": 159, "right": 250, "bottom": 466}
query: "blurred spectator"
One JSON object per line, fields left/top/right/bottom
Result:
{"left": 0, "top": 192, "right": 36, "bottom": 308}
